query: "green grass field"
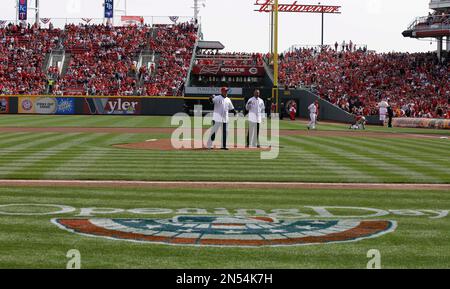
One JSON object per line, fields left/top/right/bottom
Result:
{"left": 0, "top": 115, "right": 449, "bottom": 269}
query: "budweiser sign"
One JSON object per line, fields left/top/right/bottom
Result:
{"left": 255, "top": 0, "right": 341, "bottom": 14}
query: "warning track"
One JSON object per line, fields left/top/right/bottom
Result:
{"left": 0, "top": 180, "right": 448, "bottom": 190}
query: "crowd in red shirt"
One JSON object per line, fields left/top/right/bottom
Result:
{"left": 279, "top": 48, "right": 449, "bottom": 118}
{"left": 54, "top": 24, "right": 152, "bottom": 96}
{"left": 144, "top": 22, "right": 197, "bottom": 96}
{"left": 0, "top": 23, "right": 61, "bottom": 95}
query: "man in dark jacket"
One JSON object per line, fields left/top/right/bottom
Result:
{"left": 387, "top": 101, "right": 394, "bottom": 128}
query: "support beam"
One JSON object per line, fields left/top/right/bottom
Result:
{"left": 437, "top": 37, "right": 443, "bottom": 60}
{"left": 273, "top": 0, "right": 279, "bottom": 113}
{"left": 35, "top": 0, "right": 40, "bottom": 26}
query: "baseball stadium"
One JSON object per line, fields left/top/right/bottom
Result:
{"left": 0, "top": 0, "right": 449, "bottom": 271}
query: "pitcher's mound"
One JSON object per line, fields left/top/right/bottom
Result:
{"left": 113, "top": 139, "right": 272, "bottom": 151}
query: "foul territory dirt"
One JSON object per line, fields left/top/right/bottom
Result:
{"left": 0, "top": 180, "right": 448, "bottom": 191}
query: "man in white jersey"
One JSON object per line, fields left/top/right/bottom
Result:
{"left": 207, "top": 87, "right": 237, "bottom": 150}
{"left": 378, "top": 98, "right": 389, "bottom": 126}
{"left": 308, "top": 100, "right": 319, "bottom": 130}
{"left": 246, "top": 89, "right": 265, "bottom": 148}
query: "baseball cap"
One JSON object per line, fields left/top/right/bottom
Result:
{"left": 221, "top": 87, "right": 229, "bottom": 94}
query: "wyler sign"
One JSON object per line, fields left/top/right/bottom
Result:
{"left": 254, "top": 0, "right": 342, "bottom": 14}
{"left": 83, "top": 98, "right": 141, "bottom": 115}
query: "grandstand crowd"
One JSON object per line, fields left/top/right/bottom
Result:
{"left": 279, "top": 48, "right": 449, "bottom": 119}
{"left": 0, "top": 22, "right": 197, "bottom": 97}
{"left": 0, "top": 22, "right": 448, "bottom": 119}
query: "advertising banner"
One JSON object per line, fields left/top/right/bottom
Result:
{"left": 392, "top": 118, "right": 450, "bottom": 130}
{"left": 18, "top": 0, "right": 27, "bottom": 21}
{"left": 18, "top": 97, "right": 75, "bottom": 114}
{"left": 83, "top": 98, "right": 142, "bottom": 115}
{"left": 0, "top": 97, "right": 9, "bottom": 113}
{"left": 55, "top": 98, "right": 75, "bottom": 115}
{"left": 192, "top": 65, "right": 265, "bottom": 77}
{"left": 184, "top": 87, "right": 243, "bottom": 96}
{"left": 104, "top": 0, "right": 114, "bottom": 18}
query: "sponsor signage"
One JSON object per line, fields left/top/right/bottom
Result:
{"left": 18, "top": 97, "right": 75, "bottom": 114}
{"left": 0, "top": 97, "right": 9, "bottom": 113}
{"left": 2, "top": 203, "right": 448, "bottom": 247}
{"left": 83, "top": 98, "right": 142, "bottom": 115}
{"left": 18, "top": 0, "right": 27, "bottom": 20}
{"left": 393, "top": 118, "right": 450, "bottom": 130}
{"left": 193, "top": 65, "right": 266, "bottom": 76}
{"left": 254, "top": 0, "right": 341, "bottom": 14}
{"left": 55, "top": 98, "right": 76, "bottom": 115}
{"left": 104, "top": 0, "right": 114, "bottom": 18}
{"left": 54, "top": 217, "right": 395, "bottom": 247}
{"left": 18, "top": 97, "right": 34, "bottom": 114}
{"left": 185, "top": 87, "right": 243, "bottom": 96}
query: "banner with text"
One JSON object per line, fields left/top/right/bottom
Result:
{"left": 18, "top": 0, "right": 27, "bottom": 20}
{"left": 392, "top": 118, "right": 450, "bottom": 130}
{"left": 193, "top": 65, "right": 265, "bottom": 77}
{"left": 18, "top": 97, "right": 75, "bottom": 114}
{"left": 104, "top": 0, "right": 114, "bottom": 18}
{"left": 83, "top": 98, "right": 142, "bottom": 115}
{"left": 184, "top": 87, "right": 243, "bottom": 96}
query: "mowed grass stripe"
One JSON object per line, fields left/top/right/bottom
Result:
{"left": 372, "top": 137, "right": 450, "bottom": 155}
{"left": 308, "top": 136, "right": 441, "bottom": 182}
{"left": 0, "top": 133, "right": 92, "bottom": 177}
{"left": 0, "top": 132, "right": 33, "bottom": 146}
{"left": 342, "top": 137, "right": 450, "bottom": 176}
{"left": 281, "top": 136, "right": 380, "bottom": 182}
{"left": 318, "top": 137, "right": 447, "bottom": 180}
{"left": 0, "top": 132, "right": 71, "bottom": 161}
{"left": 284, "top": 135, "right": 421, "bottom": 182}
{"left": 23, "top": 133, "right": 112, "bottom": 179}
{"left": 43, "top": 134, "right": 145, "bottom": 177}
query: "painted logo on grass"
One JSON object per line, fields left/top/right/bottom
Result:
{"left": 53, "top": 216, "right": 396, "bottom": 247}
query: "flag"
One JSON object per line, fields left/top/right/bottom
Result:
{"left": 169, "top": 16, "right": 179, "bottom": 23}
{"left": 82, "top": 18, "right": 92, "bottom": 23}
{"left": 40, "top": 18, "right": 51, "bottom": 24}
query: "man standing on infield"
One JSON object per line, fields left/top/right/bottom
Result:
{"left": 208, "top": 87, "right": 237, "bottom": 150}
{"left": 308, "top": 100, "right": 319, "bottom": 130}
{"left": 246, "top": 89, "right": 265, "bottom": 148}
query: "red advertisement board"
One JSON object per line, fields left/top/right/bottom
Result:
{"left": 193, "top": 65, "right": 265, "bottom": 76}
{"left": 83, "top": 98, "right": 142, "bottom": 115}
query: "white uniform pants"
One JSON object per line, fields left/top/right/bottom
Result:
{"left": 207, "top": 121, "right": 227, "bottom": 149}
{"left": 309, "top": 113, "right": 317, "bottom": 129}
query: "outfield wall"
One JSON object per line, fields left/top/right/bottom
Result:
{"left": 393, "top": 118, "right": 450, "bottom": 129}
{"left": 0, "top": 95, "right": 190, "bottom": 116}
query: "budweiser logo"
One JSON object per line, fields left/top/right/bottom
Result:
{"left": 255, "top": 0, "right": 341, "bottom": 14}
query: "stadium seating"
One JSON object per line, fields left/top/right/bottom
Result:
{"left": 144, "top": 22, "right": 197, "bottom": 96}
{"left": 279, "top": 48, "right": 449, "bottom": 118}
{"left": 0, "top": 22, "right": 448, "bottom": 118}
{"left": 0, "top": 23, "right": 61, "bottom": 95}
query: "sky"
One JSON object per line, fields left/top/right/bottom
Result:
{"left": 0, "top": 0, "right": 439, "bottom": 53}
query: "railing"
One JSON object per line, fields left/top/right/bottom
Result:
{"left": 285, "top": 43, "right": 368, "bottom": 53}
{"left": 407, "top": 14, "right": 450, "bottom": 31}
{"left": 185, "top": 25, "right": 202, "bottom": 88}
{"left": 0, "top": 16, "right": 195, "bottom": 29}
